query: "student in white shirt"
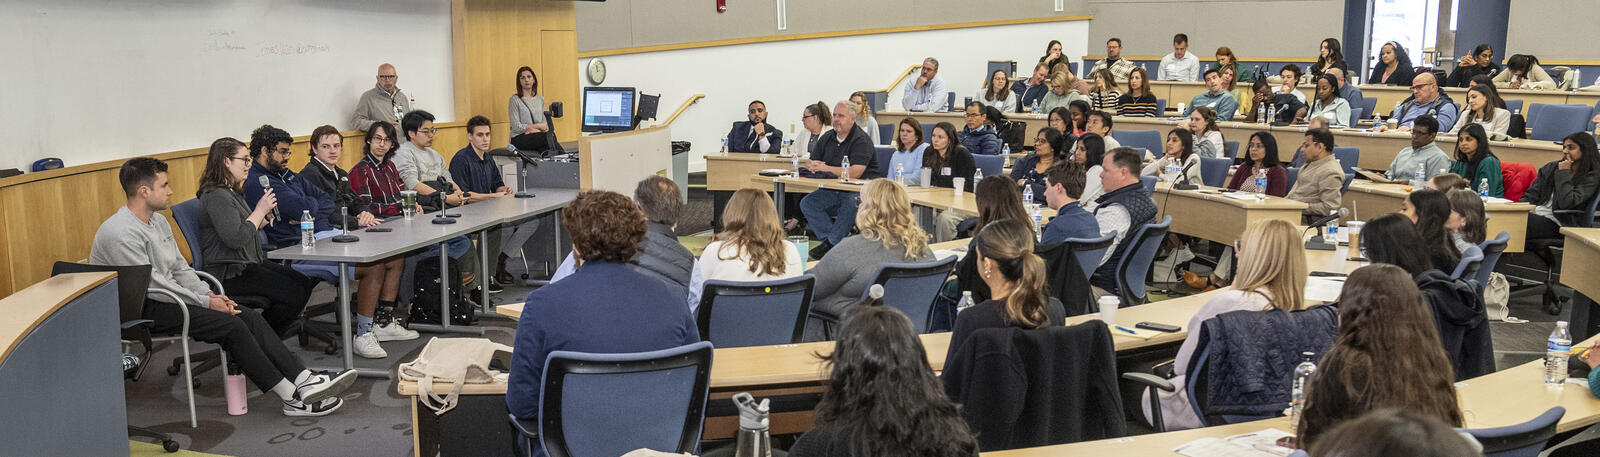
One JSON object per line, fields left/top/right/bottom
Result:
{"left": 902, "top": 57, "right": 950, "bottom": 112}
{"left": 688, "top": 189, "right": 804, "bottom": 311}
{"left": 1158, "top": 33, "right": 1200, "bottom": 82}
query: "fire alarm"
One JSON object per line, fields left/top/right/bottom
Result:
{"left": 717, "top": 0, "right": 726, "bottom": 13}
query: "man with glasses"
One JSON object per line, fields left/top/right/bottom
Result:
{"left": 1090, "top": 38, "right": 1137, "bottom": 84}
{"left": 901, "top": 57, "right": 950, "bottom": 112}
{"left": 352, "top": 63, "right": 414, "bottom": 131}
{"left": 1383, "top": 73, "right": 1458, "bottom": 133}
{"left": 392, "top": 110, "right": 488, "bottom": 292}
{"left": 1383, "top": 115, "right": 1451, "bottom": 182}
{"left": 244, "top": 125, "right": 338, "bottom": 250}
{"left": 727, "top": 100, "right": 782, "bottom": 153}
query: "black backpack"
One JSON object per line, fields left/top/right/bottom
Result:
{"left": 409, "top": 257, "right": 477, "bottom": 326}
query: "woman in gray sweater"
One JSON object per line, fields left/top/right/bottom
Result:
{"left": 805, "top": 179, "right": 935, "bottom": 341}
{"left": 195, "top": 137, "right": 318, "bottom": 335}
{"left": 508, "top": 66, "right": 549, "bottom": 151}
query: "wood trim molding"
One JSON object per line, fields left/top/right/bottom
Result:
{"left": 664, "top": 94, "right": 706, "bottom": 126}
{"left": 881, "top": 65, "right": 921, "bottom": 94}
{"left": 577, "top": 15, "right": 1093, "bottom": 59}
{"left": 0, "top": 271, "right": 114, "bottom": 365}
{"left": 1082, "top": 55, "right": 1318, "bottom": 63}
{"left": 1536, "top": 60, "right": 1600, "bottom": 66}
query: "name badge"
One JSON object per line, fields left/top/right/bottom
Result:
{"left": 941, "top": 167, "right": 952, "bottom": 176}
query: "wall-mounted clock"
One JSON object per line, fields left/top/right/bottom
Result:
{"left": 587, "top": 59, "right": 606, "bottom": 85}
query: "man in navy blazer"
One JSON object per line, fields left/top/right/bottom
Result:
{"left": 728, "top": 100, "right": 783, "bottom": 153}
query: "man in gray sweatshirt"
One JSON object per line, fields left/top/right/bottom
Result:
{"left": 352, "top": 63, "right": 413, "bottom": 131}
{"left": 90, "top": 157, "right": 354, "bottom": 417}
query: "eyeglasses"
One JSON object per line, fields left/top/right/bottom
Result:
{"left": 271, "top": 147, "right": 291, "bottom": 155}
{"left": 227, "top": 155, "right": 250, "bottom": 163}
{"left": 371, "top": 136, "right": 390, "bottom": 143}
{"left": 802, "top": 114, "right": 816, "bottom": 120}
{"left": 378, "top": 75, "right": 397, "bottom": 80}
{"left": 1410, "top": 82, "right": 1435, "bottom": 90}
{"left": 417, "top": 128, "right": 436, "bottom": 136}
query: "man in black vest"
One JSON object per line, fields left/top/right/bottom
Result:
{"left": 1090, "top": 147, "right": 1158, "bottom": 296}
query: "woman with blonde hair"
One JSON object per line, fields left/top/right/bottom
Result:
{"left": 945, "top": 219, "right": 1064, "bottom": 360}
{"left": 688, "top": 188, "right": 805, "bottom": 310}
{"left": 807, "top": 179, "right": 935, "bottom": 341}
{"left": 1040, "top": 64, "right": 1089, "bottom": 114}
{"left": 850, "top": 91, "right": 881, "bottom": 145}
{"left": 1145, "top": 219, "right": 1307, "bottom": 430}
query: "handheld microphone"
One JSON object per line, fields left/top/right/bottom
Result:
{"left": 1172, "top": 158, "right": 1200, "bottom": 190}
{"left": 431, "top": 177, "right": 458, "bottom": 225}
{"left": 1303, "top": 208, "right": 1350, "bottom": 251}
{"left": 257, "top": 175, "right": 280, "bottom": 223}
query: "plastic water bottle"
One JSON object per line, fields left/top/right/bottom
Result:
{"left": 791, "top": 153, "right": 801, "bottom": 176}
{"left": 1479, "top": 178, "right": 1491, "bottom": 197}
{"left": 1288, "top": 352, "right": 1317, "bottom": 433}
{"left": 1266, "top": 105, "right": 1276, "bottom": 124}
{"left": 1022, "top": 184, "right": 1034, "bottom": 206}
{"left": 1573, "top": 68, "right": 1582, "bottom": 93}
{"left": 1253, "top": 169, "right": 1268, "bottom": 197}
{"left": 1031, "top": 100, "right": 1041, "bottom": 114}
{"left": 957, "top": 291, "right": 975, "bottom": 314}
{"left": 973, "top": 169, "right": 983, "bottom": 187}
{"left": 1546, "top": 321, "right": 1572, "bottom": 386}
{"left": 732, "top": 393, "right": 772, "bottom": 457}
{"left": 1164, "top": 161, "right": 1180, "bottom": 181}
{"left": 299, "top": 210, "right": 314, "bottom": 249}
{"left": 720, "top": 137, "right": 729, "bottom": 154}
{"left": 1325, "top": 218, "right": 1339, "bottom": 242}
{"left": 1257, "top": 104, "right": 1266, "bottom": 123}
{"left": 1030, "top": 204, "right": 1043, "bottom": 235}
{"left": 1412, "top": 161, "right": 1426, "bottom": 187}
{"left": 894, "top": 163, "right": 906, "bottom": 186}
{"left": 1002, "top": 143, "right": 1011, "bottom": 156}
{"left": 782, "top": 139, "right": 793, "bottom": 156}
{"left": 839, "top": 155, "right": 851, "bottom": 181}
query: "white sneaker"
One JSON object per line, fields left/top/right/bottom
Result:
{"left": 372, "top": 322, "right": 420, "bottom": 342}
{"left": 1173, "top": 246, "right": 1196, "bottom": 264}
{"left": 295, "top": 370, "right": 356, "bottom": 406}
{"left": 283, "top": 396, "right": 342, "bottom": 417}
{"left": 353, "top": 332, "right": 388, "bottom": 359}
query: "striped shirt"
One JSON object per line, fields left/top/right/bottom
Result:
{"left": 1117, "top": 93, "right": 1160, "bottom": 117}
{"left": 1089, "top": 90, "right": 1122, "bottom": 114}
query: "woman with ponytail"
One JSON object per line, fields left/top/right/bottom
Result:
{"left": 945, "top": 219, "right": 1065, "bottom": 361}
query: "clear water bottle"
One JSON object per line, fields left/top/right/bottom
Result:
{"left": 1002, "top": 143, "right": 1011, "bottom": 156}
{"left": 957, "top": 291, "right": 975, "bottom": 314}
{"left": 894, "top": 163, "right": 906, "bottom": 186}
{"left": 720, "top": 137, "right": 729, "bottom": 154}
{"left": 1412, "top": 161, "right": 1426, "bottom": 187}
{"left": 1479, "top": 178, "right": 1491, "bottom": 197}
{"left": 791, "top": 153, "right": 801, "bottom": 176}
{"left": 1253, "top": 169, "right": 1268, "bottom": 197}
{"left": 1257, "top": 104, "right": 1266, "bottom": 123}
{"left": 1572, "top": 68, "right": 1582, "bottom": 93}
{"left": 299, "top": 209, "right": 314, "bottom": 249}
{"left": 1289, "top": 352, "right": 1317, "bottom": 433}
{"left": 1022, "top": 184, "right": 1034, "bottom": 206}
{"left": 1325, "top": 218, "right": 1339, "bottom": 242}
{"left": 1030, "top": 204, "right": 1043, "bottom": 235}
{"left": 973, "top": 169, "right": 983, "bottom": 188}
{"left": 1164, "top": 161, "right": 1181, "bottom": 181}
{"left": 1266, "top": 105, "right": 1276, "bottom": 124}
{"left": 782, "top": 139, "right": 793, "bottom": 156}
{"left": 1546, "top": 321, "right": 1572, "bottom": 386}
{"left": 1031, "top": 100, "right": 1041, "bottom": 114}
{"left": 839, "top": 155, "right": 851, "bottom": 181}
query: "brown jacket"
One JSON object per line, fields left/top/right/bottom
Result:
{"left": 1286, "top": 154, "right": 1344, "bottom": 215}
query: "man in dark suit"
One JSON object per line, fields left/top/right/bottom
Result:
{"left": 728, "top": 100, "right": 783, "bottom": 153}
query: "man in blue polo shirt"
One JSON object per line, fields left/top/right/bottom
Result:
{"left": 800, "top": 100, "right": 880, "bottom": 259}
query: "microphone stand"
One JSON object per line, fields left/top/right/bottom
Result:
{"left": 432, "top": 178, "right": 460, "bottom": 225}
{"left": 1301, "top": 210, "right": 1346, "bottom": 251}
{"left": 332, "top": 205, "right": 360, "bottom": 243}
{"left": 511, "top": 149, "right": 538, "bottom": 198}
{"left": 1171, "top": 158, "right": 1199, "bottom": 191}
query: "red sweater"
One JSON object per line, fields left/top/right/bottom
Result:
{"left": 1227, "top": 162, "right": 1289, "bottom": 197}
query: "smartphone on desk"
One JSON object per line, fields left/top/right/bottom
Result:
{"left": 365, "top": 227, "right": 393, "bottom": 232}
{"left": 1135, "top": 322, "right": 1181, "bottom": 333}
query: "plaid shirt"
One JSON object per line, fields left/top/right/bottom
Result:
{"left": 349, "top": 153, "right": 405, "bottom": 217}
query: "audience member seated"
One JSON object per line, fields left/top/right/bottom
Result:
{"left": 728, "top": 100, "right": 782, "bottom": 153}
{"left": 1328, "top": 67, "right": 1365, "bottom": 111}
{"left": 902, "top": 57, "right": 950, "bottom": 112}
{"left": 1012, "top": 62, "right": 1052, "bottom": 112}
{"left": 687, "top": 188, "right": 803, "bottom": 310}
{"left": 936, "top": 176, "right": 1034, "bottom": 309}
{"left": 1305, "top": 408, "right": 1483, "bottom": 457}
{"left": 788, "top": 305, "right": 979, "bottom": 457}
{"left": 1088, "top": 147, "right": 1158, "bottom": 294}
{"left": 1404, "top": 189, "right": 1465, "bottom": 273}
{"left": 977, "top": 69, "right": 1018, "bottom": 114}
{"left": 547, "top": 177, "right": 697, "bottom": 296}
{"left": 352, "top": 63, "right": 411, "bottom": 130}
{"left": 1286, "top": 129, "right": 1345, "bottom": 219}
{"left": 945, "top": 219, "right": 1066, "bottom": 362}
{"left": 958, "top": 102, "right": 1003, "bottom": 156}
{"left": 507, "top": 66, "right": 550, "bottom": 151}
{"left": 806, "top": 179, "right": 934, "bottom": 341}
{"left": 926, "top": 122, "right": 978, "bottom": 193}
{"left": 1067, "top": 100, "right": 1092, "bottom": 136}
{"left": 1041, "top": 161, "right": 1100, "bottom": 246}
{"left": 349, "top": 122, "right": 436, "bottom": 341}
{"left": 1447, "top": 85, "right": 1511, "bottom": 140}
{"left": 1494, "top": 54, "right": 1557, "bottom": 90}
{"left": 1074, "top": 133, "right": 1109, "bottom": 208}
{"left": 1046, "top": 107, "right": 1076, "bottom": 140}
{"left": 506, "top": 190, "right": 701, "bottom": 429}
{"left": 1277, "top": 65, "right": 1307, "bottom": 103}
{"left": 1308, "top": 38, "right": 1348, "bottom": 80}
{"left": 92, "top": 157, "right": 354, "bottom": 417}
{"left": 1429, "top": 173, "right": 1468, "bottom": 192}
{"left": 1146, "top": 219, "right": 1307, "bottom": 430}
{"left": 1141, "top": 128, "right": 1202, "bottom": 186}
{"left": 888, "top": 118, "right": 928, "bottom": 185}
{"left": 1448, "top": 124, "right": 1504, "bottom": 197}
{"left": 1445, "top": 188, "right": 1489, "bottom": 255}
{"left": 1381, "top": 73, "right": 1458, "bottom": 132}
{"left": 850, "top": 92, "right": 881, "bottom": 146}
{"left": 1076, "top": 110, "right": 1124, "bottom": 155}
{"left": 800, "top": 100, "right": 880, "bottom": 259}
{"left": 1245, "top": 79, "right": 1277, "bottom": 123}
{"left": 1184, "top": 68, "right": 1240, "bottom": 121}
{"left": 1158, "top": 33, "right": 1199, "bottom": 82}
{"left": 1367, "top": 41, "right": 1416, "bottom": 86}
{"left": 1185, "top": 131, "right": 1291, "bottom": 291}
{"left": 1039, "top": 40, "right": 1065, "bottom": 73}
{"left": 1040, "top": 64, "right": 1089, "bottom": 114}
{"left": 1305, "top": 73, "right": 1351, "bottom": 128}
{"left": 793, "top": 101, "right": 833, "bottom": 157}
{"left": 1088, "top": 68, "right": 1123, "bottom": 113}
{"left": 1363, "top": 214, "right": 1492, "bottom": 380}
{"left": 1447, "top": 44, "right": 1500, "bottom": 88}
{"left": 230, "top": 128, "right": 320, "bottom": 334}
{"left": 1295, "top": 264, "right": 1465, "bottom": 448}
{"left": 1013, "top": 127, "right": 1068, "bottom": 198}
{"left": 1090, "top": 37, "right": 1136, "bottom": 84}
{"left": 1215, "top": 46, "right": 1252, "bottom": 83}
{"left": 1521, "top": 132, "right": 1600, "bottom": 242}
{"left": 301, "top": 126, "right": 414, "bottom": 357}
{"left": 1117, "top": 67, "right": 1160, "bottom": 117}
{"left": 1385, "top": 116, "right": 1451, "bottom": 182}
{"left": 1187, "top": 107, "right": 1226, "bottom": 158}
{"left": 388, "top": 110, "right": 481, "bottom": 287}
{"left": 1225, "top": 67, "right": 1255, "bottom": 118}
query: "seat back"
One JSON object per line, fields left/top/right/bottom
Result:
{"left": 1583, "top": 188, "right": 1600, "bottom": 228}
{"left": 1451, "top": 245, "right": 1484, "bottom": 280}
{"left": 1501, "top": 161, "right": 1537, "bottom": 202}
{"left": 1186, "top": 306, "right": 1338, "bottom": 426}
{"left": 1199, "top": 157, "right": 1232, "bottom": 187}
{"left": 1465, "top": 406, "right": 1564, "bottom": 457}
{"left": 941, "top": 324, "right": 1125, "bottom": 451}
{"left": 1061, "top": 231, "right": 1117, "bottom": 284}
{"left": 1589, "top": 100, "right": 1600, "bottom": 133}
{"left": 878, "top": 124, "right": 895, "bottom": 145}
{"left": 539, "top": 342, "right": 713, "bottom": 457}
{"left": 1474, "top": 232, "right": 1511, "bottom": 290}
{"left": 867, "top": 256, "right": 959, "bottom": 333}
{"left": 1155, "top": 99, "right": 1168, "bottom": 116}
{"left": 1342, "top": 172, "right": 1355, "bottom": 194}
{"left": 1223, "top": 140, "right": 1239, "bottom": 159}
{"left": 1362, "top": 97, "right": 1378, "bottom": 117}
{"left": 1348, "top": 107, "right": 1364, "bottom": 127}
{"left": 972, "top": 153, "right": 1004, "bottom": 179}
{"left": 1529, "top": 104, "right": 1592, "bottom": 141}
{"left": 168, "top": 199, "right": 206, "bottom": 270}
{"left": 1285, "top": 167, "right": 1299, "bottom": 189}
{"left": 874, "top": 146, "right": 894, "bottom": 174}
{"left": 1111, "top": 130, "right": 1163, "bottom": 157}
{"left": 1331, "top": 147, "right": 1360, "bottom": 175}
{"left": 1140, "top": 176, "right": 1156, "bottom": 193}
{"left": 51, "top": 262, "right": 153, "bottom": 332}
{"left": 1505, "top": 99, "right": 1525, "bottom": 116}
{"left": 1116, "top": 216, "right": 1172, "bottom": 306}
{"left": 696, "top": 275, "right": 814, "bottom": 348}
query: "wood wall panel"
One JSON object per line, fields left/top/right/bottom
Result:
{"left": 454, "top": 0, "right": 579, "bottom": 141}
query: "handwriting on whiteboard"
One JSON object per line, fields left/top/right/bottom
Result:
{"left": 258, "top": 42, "right": 331, "bottom": 56}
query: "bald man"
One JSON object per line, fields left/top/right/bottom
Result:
{"left": 1385, "top": 72, "right": 1458, "bottom": 132}
{"left": 352, "top": 63, "right": 415, "bottom": 131}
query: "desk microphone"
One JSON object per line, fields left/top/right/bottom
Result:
{"left": 508, "top": 148, "right": 539, "bottom": 198}
{"left": 432, "top": 177, "right": 458, "bottom": 225}
{"left": 1172, "top": 158, "right": 1200, "bottom": 191}
{"left": 332, "top": 205, "right": 360, "bottom": 243}
{"left": 1302, "top": 208, "right": 1349, "bottom": 251}
{"left": 257, "top": 175, "right": 280, "bottom": 224}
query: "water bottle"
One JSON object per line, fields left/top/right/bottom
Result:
{"left": 1022, "top": 184, "right": 1034, "bottom": 206}
{"left": 782, "top": 139, "right": 793, "bottom": 156}
{"left": 1002, "top": 143, "right": 1011, "bottom": 156}
{"left": 1546, "top": 321, "right": 1572, "bottom": 386}
{"left": 732, "top": 393, "right": 772, "bottom": 457}
{"left": 1479, "top": 178, "right": 1491, "bottom": 197}
{"left": 957, "top": 291, "right": 975, "bottom": 314}
{"left": 1253, "top": 169, "right": 1268, "bottom": 197}
{"left": 1325, "top": 218, "right": 1339, "bottom": 243}
{"left": 1164, "top": 160, "right": 1180, "bottom": 181}
{"left": 973, "top": 168, "right": 982, "bottom": 184}
{"left": 1030, "top": 204, "right": 1043, "bottom": 235}
{"left": 1266, "top": 105, "right": 1276, "bottom": 124}
{"left": 1257, "top": 104, "right": 1266, "bottom": 123}
{"left": 791, "top": 153, "right": 801, "bottom": 176}
{"left": 1573, "top": 68, "right": 1582, "bottom": 93}
{"left": 840, "top": 155, "right": 851, "bottom": 181}
{"left": 894, "top": 163, "right": 906, "bottom": 186}
{"left": 1031, "top": 100, "right": 1040, "bottom": 114}
{"left": 299, "top": 209, "right": 314, "bottom": 249}
{"left": 1412, "top": 161, "right": 1426, "bottom": 187}
{"left": 224, "top": 361, "right": 248, "bottom": 415}
{"left": 1288, "top": 352, "right": 1317, "bottom": 433}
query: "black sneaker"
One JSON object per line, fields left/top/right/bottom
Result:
{"left": 283, "top": 396, "right": 343, "bottom": 417}
{"left": 809, "top": 241, "right": 833, "bottom": 261}
{"left": 487, "top": 281, "right": 505, "bottom": 294}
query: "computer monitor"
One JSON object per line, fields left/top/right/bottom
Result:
{"left": 581, "top": 87, "right": 637, "bottom": 133}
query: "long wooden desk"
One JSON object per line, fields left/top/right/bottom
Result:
{"left": 1562, "top": 228, "right": 1600, "bottom": 300}
{"left": 1151, "top": 182, "right": 1309, "bottom": 246}
{"left": 1150, "top": 81, "right": 1600, "bottom": 124}
{"left": 704, "top": 153, "right": 801, "bottom": 192}
{"left": 1343, "top": 181, "right": 1534, "bottom": 252}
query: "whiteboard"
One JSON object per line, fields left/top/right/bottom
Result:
{"left": 0, "top": 0, "right": 455, "bottom": 172}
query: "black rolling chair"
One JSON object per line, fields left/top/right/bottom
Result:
{"left": 1519, "top": 191, "right": 1600, "bottom": 314}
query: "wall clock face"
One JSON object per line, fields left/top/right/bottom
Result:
{"left": 587, "top": 59, "right": 606, "bottom": 85}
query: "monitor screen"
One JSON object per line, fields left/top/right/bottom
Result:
{"left": 582, "top": 87, "right": 636, "bottom": 133}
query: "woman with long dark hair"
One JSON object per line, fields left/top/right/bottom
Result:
{"left": 1185, "top": 131, "right": 1291, "bottom": 290}
{"left": 1074, "top": 132, "right": 1108, "bottom": 208}
{"left": 924, "top": 122, "right": 977, "bottom": 192}
{"left": 1040, "top": 40, "right": 1064, "bottom": 70}
{"left": 1447, "top": 123, "right": 1503, "bottom": 197}
{"left": 1013, "top": 127, "right": 1068, "bottom": 198}
{"left": 508, "top": 66, "right": 550, "bottom": 151}
{"left": 1494, "top": 54, "right": 1557, "bottom": 90}
{"left": 978, "top": 69, "right": 1018, "bottom": 113}
{"left": 1296, "top": 264, "right": 1463, "bottom": 449}
{"left": 1309, "top": 38, "right": 1347, "bottom": 77}
{"left": 1368, "top": 41, "right": 1416, "bottom": 86}
{"left": 946, "top": 219, "right": 1064, "bottom": 361}
{"left": 791, "top": 305, "right": 979, "bottom": 457}
{"left": 1117, "top": 67, "right": 1160, "bottom": 117}
{"left": 887, "top": 117, "right": 928, "bottom": 185}
{"left": 1447, "top": 86, "right": 1511, "bottom": 141}
{"left": 1402, "top": 188, "right": 1462, "bottom": 271}
{"left": 1448, "top": 44, "right": 1500, "bottom": 87}
{"left": 1361, "top": 213, "right": 1495, "bottom": 379}
{"left": 1521, "top": 132, "right": 1600, "bottom": 242}
{"left": 1305, "top": 73, "right": 1352, "bottom": 128}
{"left": 1445, "top": 188, "right": 1488, "bottom": 253}
{"left": 1141, "top": 127, "right": 1201, "bottom": 185}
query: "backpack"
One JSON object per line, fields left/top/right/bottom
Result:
{"left": 409, "top": 256, "right": 477, "bottom": 326}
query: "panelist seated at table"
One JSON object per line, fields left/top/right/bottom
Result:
{"left": 1089, "top": 148, "right": 1158, "bottom": 294}
{"left": 806, "top": 180, "right": 934, "bottom": 341}
{"left": 451, "top": 115, "right": 527, "bottom": 293}
{"left": 1183, "top": 68, "right": 1240, "bottom": 121}
{"left": 1040, "top": 161, "right": 1100, "bottom": 246}
{"left": 946, "top": 219, "right": 1066, "bottom": 362}
{"left": 1140, "top": 128, "right": 1202, "bottom": 186}
{"left": 1521, "top": 133, "right": 1600, "bottom": 243}
{"left": 391, "top": 110, "right": 485, "bottom": 287}
{"left": 801, "top": 101, "right": 881, "bottom": 259}
{"left": 1295, "top": 264, "right": 1465, "bottom": 448}
{"left": 506, "top": 190, "right": 701, "bottom": 436}
{"left": 1448, "top": 124, "right": 1505, "bottom": 197}
{"left": 1384, "top": 116, "right": 1453, "bottom": 182}
{"left": 1285, "top": 129, "right": 1345, "bottom": 219}
{"left": 1376, "top": 73, "right": 1459, "bottom": 133}
{"left": 788, "top": 305, "right": 979, "bottom": 457}
{"left": 1157, "top": 33, "right": 1200, "bottom": 82}
{"left": 1011, "top": 62, "right": 1051, "bottom": 112}
{"left": 233, "top": 127, "right": 324, "bottom": 334}
{"left": 93, "top": 158, "right": 355, "bottom": 417}
{"left": 902, "top": 57, "right": 950, "bottom": 112}
{"left": 728, "top": 100, "right": 782, "bottom": 154}
{"left": 958, "top": 102, "right": 1004, "bottom": 156}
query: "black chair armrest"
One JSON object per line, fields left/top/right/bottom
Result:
{"left": 507, "top": 414, "right": 539, "bottom": 457}
{"left": 1122, "top": 372, "right": 1177, "bottom": 392}
{"left": 1152, "top": 359, "right": 1177, "bottom": 379}
{"left": 121, "top": 319, "right": 155, "bottom": 330}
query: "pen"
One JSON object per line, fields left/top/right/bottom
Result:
{"left": 1114, "top": 325, "right": 1138, "bottom": 335}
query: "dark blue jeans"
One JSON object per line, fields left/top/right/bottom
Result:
{"left": 800, "top": 189, "right": 859, "bottom": 245}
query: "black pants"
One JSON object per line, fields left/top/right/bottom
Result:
{"left": 144, "top": 299, "right": 305, "bottom": 393}
{"left": 1528, "top": 214, "right": 1564, "bottom": 240}
{"left": 221, "top": 262, "right": 316, "bottom": 335}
